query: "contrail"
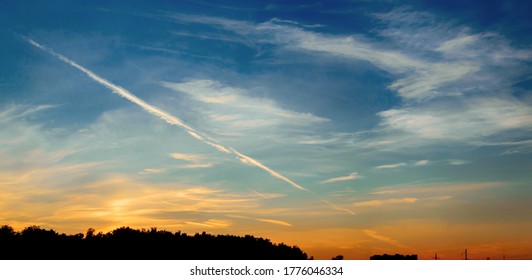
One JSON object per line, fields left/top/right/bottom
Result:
{"left": 25, "top": 37, "right": 308, "bottom": 191}
{"left": 231, "top": 148, "right": 306, "bottom": 191}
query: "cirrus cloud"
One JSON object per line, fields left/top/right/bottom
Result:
{"left": 320, "top": 172, "right": 361, "bottom": 184}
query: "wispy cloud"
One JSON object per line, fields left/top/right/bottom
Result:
{"left": 230, "top": 148, "right": 307, "bottom": 191}
{"left": 184, "top": 219, "right": 232, "bottom": 228}
{"left": 370, "top": 9, "right": 532, "bottom": 147}
{"left": 255, "top": 218, "right": 292, "bottom": 227}
{"left": 362, "top": 229, "right": 409, "bottom": 248}
{"left": 165, "top": 12, "right": 516, "bottom": 102}
{"left": 0, "top": 104, "right": 58, "bottom": 123}
{"left": 138, "top": 168, "right": 166, "bottom": 175}
{"left": 248, "top": 189, "right": 285, "bottom": 199}
{"left": 164, "top": 11, "right": 532, "bottom": 150}
{"left": 25, "top": 37, "right": 308, "bottom": 192}
{"left": 378, "top": 97, "right": 532, "bottom": 141}
{"left": 226, "top": 214, "right": 293, "bottom": 227}
{"left": 436, "top": 34, "right": 481, "bottom": 53}
{"left": 448, "top": 159, "right": 468, "bottom": 165}
{"left": 353, "top": 198, "right": 417, "bottom": 207}
{"left": 169, "top": 153, "right": 204, "bottom": 162}
{"left": 369, "top": 181, "right": 507, "bottom": 198}
{"left": 162, "top": 79, "right": 329, "bottom": 130}
{"left": 374, "top": 163, "right": 406, "bottom": 169}
{"left": 182, "top": 163, "right": 214, "bottom": 169}
{"left": 320, "top": 172, "right": 361, "bottom": 184}
{"left": 414, "top": 160, "right": 429, "bottom": 166}
{"left": 0, "top": 160, "right": 266, "bottom": 232}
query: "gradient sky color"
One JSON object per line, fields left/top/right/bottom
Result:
{"left": 1, "top": 0, "right": 531, "bottom": 259}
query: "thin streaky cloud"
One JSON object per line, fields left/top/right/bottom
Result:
{"left": 184, "top": 219, "right": 231, "bottom": 228}
{"left": 250, "top": 189, "right": 269, "bottom": 199}
{"left": 22, "top": 38, "right": 361, "bottom": 220}
{"left": 225, "top": 214, "right": 293, "bottom": 226}
{"left": 362, "top": 229, "right": 409, "bottom": 249}
{"left": 248, "top": 189, "right": 284, "bottom": 199}
{"left": 182, "top": 163, "right": 214, "bottom": 169}
{"left": 414, "top": 160, "right": 429, "bottom": 166}
{"left": 0, "top": 104, "right": 58, "bottom": 122}
{"left": 255, "top": 218, "right": 292, "bottom": 227}
{"left": 138, "top": 168, "right": 166, "bottom": 175}
{"left": 320, "top": 172, "right": 361, "bottom": 184}
{"left": 353, "top": 197, "right": 417, "bottom": 207}
{"left": 25, "top": 37, "right": 307, "bottom": 192}
{"left": 25, "top": 38, "right": 196, "bottom": 132}
{"left": 321, "top": 199, "right": 356, "bottom": 216}
{"left": 169, "top": 153, "right": 203, "bottom": 162}
{"left": 229, "top": 148, "right": 307, "bottom": 191}
{"left": 449, "top": 159, "right": 468, "bottom": 165}
{"left": 375, "top": 163, "right": 406, "bottom": 169}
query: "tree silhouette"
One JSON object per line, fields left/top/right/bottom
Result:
{"left": 0, "top": 225, "right": 308, "bottom": 260}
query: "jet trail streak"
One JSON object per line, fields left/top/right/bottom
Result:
{"left": 25, "top": 37, "right": 307, "bottom": 191}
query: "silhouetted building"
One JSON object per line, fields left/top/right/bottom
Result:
{"left": 370, "top": 254, "right": 418, "bottom": 260}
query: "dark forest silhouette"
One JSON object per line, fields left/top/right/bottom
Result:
{"left": 0, "top": 225, "right": 307, "bottom": 260}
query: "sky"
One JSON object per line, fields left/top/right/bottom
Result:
{"left": 1, "top": 0, "right": 531, "bottom": 260}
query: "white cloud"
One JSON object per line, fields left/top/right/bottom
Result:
{"left": 26, "top": 38, "right": 312, "bottom": 192}
{"left": 169, "top": 153, "right": 204, "bottom": 162}
{"left": 436, "top": 34, "right": 480, "bottom": 53}
{"left": 0, "top": 104, "right": 57, "bottom": 123}
{"left": 182, "top": 163, "right": 214, "bottom": 169}
{"left": 378, "top": 97, "right": 532, "bottom": 141}
{"left": 448, "top": 159, "right": 468, "bottom": 166}
{"left": 165, "top": 12, "right": 256, "bottom": 36}
{"left": 213, "top": 16, "right": 484, "bottom": 100}
{"left": 159, "top": 11, "right": 532, "bottom": 151}
{"left": 369, "top": 190, "right": 398, "bottom": 195}
{"left": 373, "top": 7, "right": 435, "bottom": 27}
{"left": 138, "top": 168, "right": 166, "bottom": 175}
{"left": 388, "top": 62, "right": 479, "bottom": 100}
{"left": 320, "top": 172, "right": 361, "bottom": 184}
{"left": 169, "top": 153, "right": 214, "bottom": 169}
{"left": 162, "top": 79, "right": 329, "bottom": 130}
{"left": 414, "top": 160, "right": 429, "bottom": 166}
{"left": 375, "top": 163, "right": 406, "bottom": 169}
{"left": 230, "top": 148, "right": 307, "bottom": 191}
{"left": 248, "top": 189, "right": 285, "bottom": 199}
{"left": 274, "top": 29, "right": 424, "bottom": 74}
{"left": 370, "top": 181, "right": 506, "bottom": 197}
{"left": 165, "top": 10, "right": 531, "bottom": 110}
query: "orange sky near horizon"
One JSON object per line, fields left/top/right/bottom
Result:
{"left": 2, "top": 173, "right": 531, "bottom": 260}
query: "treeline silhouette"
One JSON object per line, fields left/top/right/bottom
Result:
{"left": 0, "top": 225, "right": 307, "bottom": 260}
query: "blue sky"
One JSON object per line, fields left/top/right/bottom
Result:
{"left": 1, "top": 0, "right": 531, "bottom": 259}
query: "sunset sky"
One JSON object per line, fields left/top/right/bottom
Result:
{"left": 1, "top": 0, "right": 531, "bottom": 259}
